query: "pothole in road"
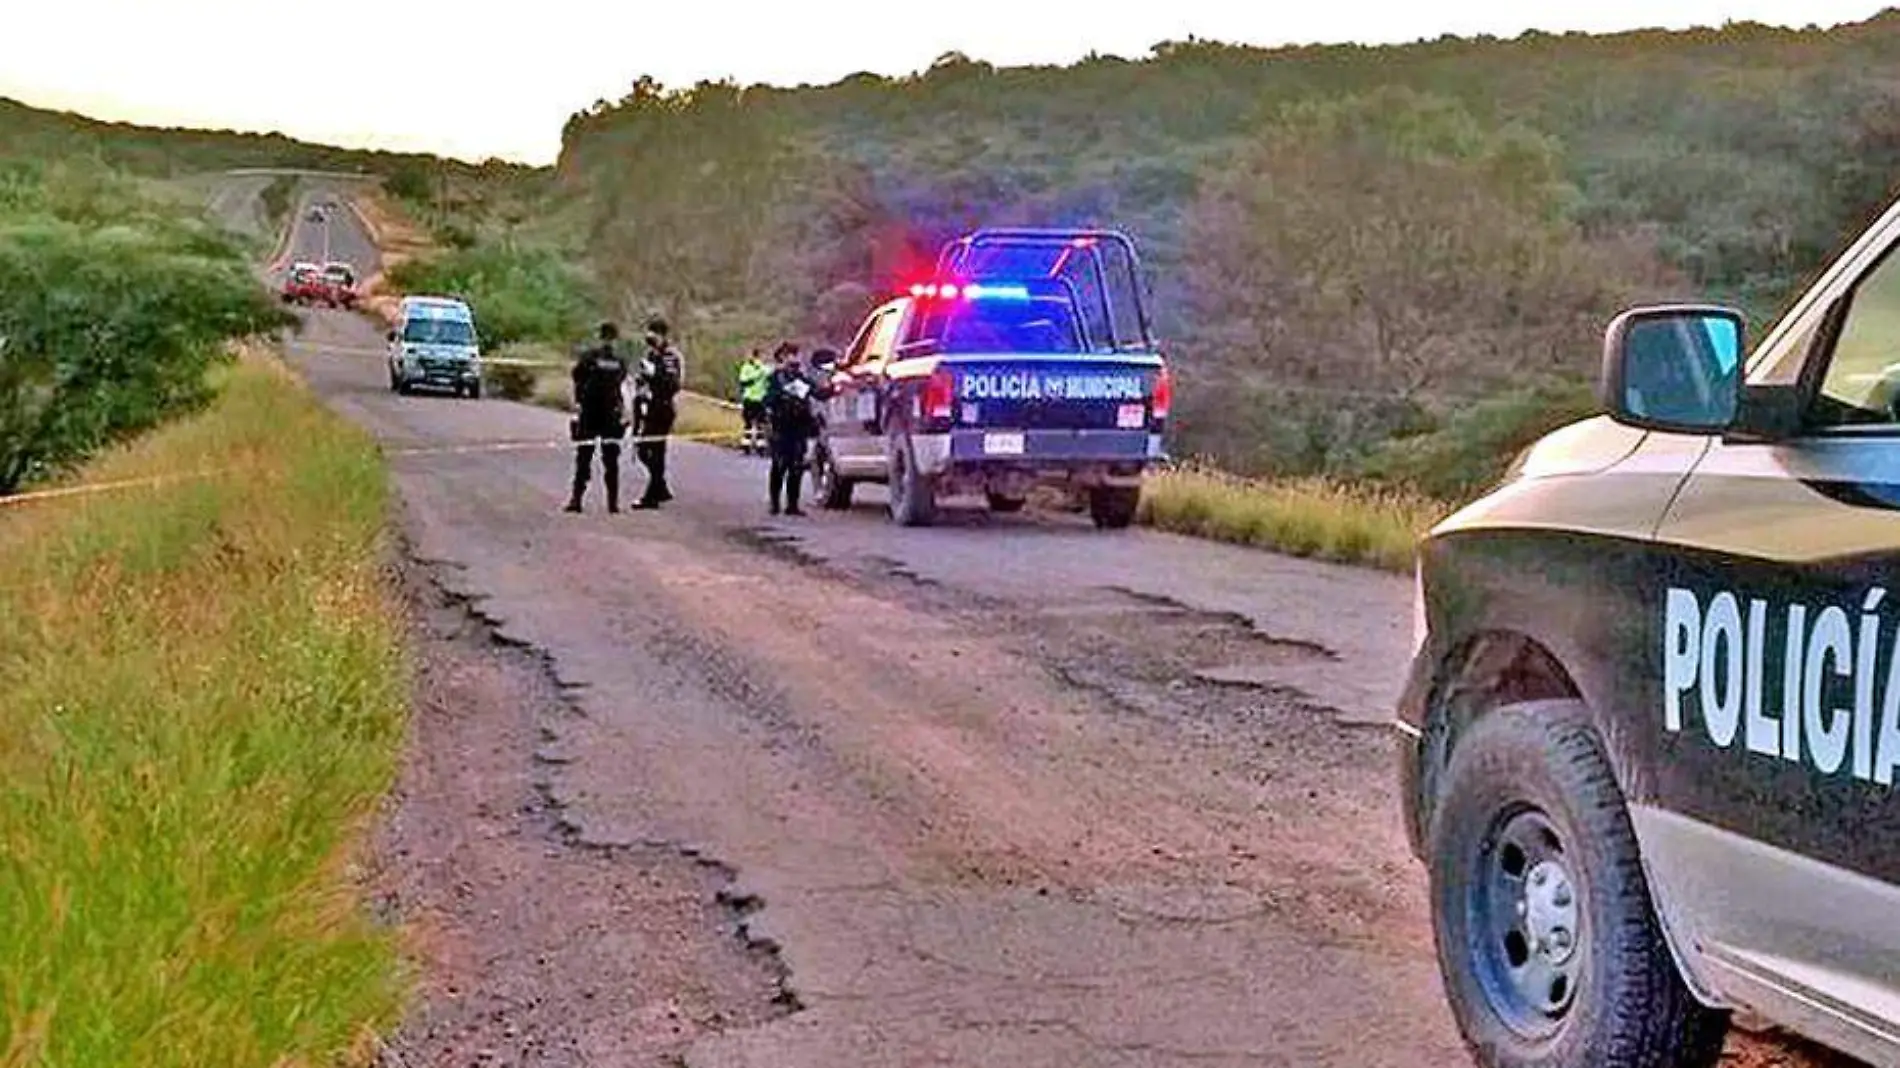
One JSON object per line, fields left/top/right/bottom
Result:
{"left": 367, "top": 551, "right": 795, "bottom": 1067}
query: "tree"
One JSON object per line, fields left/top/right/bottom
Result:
{"left": 1185, "top": 87, "right": 1634, "bottom": 400}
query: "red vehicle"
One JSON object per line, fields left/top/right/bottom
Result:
{"left": 281, "top": 262, "right": 328, "bottom": 305}
{"left": 320, "top": 262, "right": 358, "bottom": 308}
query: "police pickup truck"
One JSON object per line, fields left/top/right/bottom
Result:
{"left": 1401, "top": 186, "right": 1900, "bottom": 1068}
{"left": 811, "top": 228, "right": 1171, "bottom": 528}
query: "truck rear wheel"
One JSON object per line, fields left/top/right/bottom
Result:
{"left": 887, "top": 435, "right": 938, "bottom": 527}
{"left": 1428, "top": 700, "right": 1726, "bottom": 1068}
{"left": 1088, "top": 486, "right": 1140, "bottom": 529}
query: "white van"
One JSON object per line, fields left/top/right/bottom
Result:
{"left": 387, "top": 295, "right": 483, "bottom": 398}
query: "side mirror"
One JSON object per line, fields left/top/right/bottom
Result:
{"left": 386, "top": 329, "right": 397, "bottom": 343}
{"left": 1599, "top": 304, "right": 1744, "bottom": 434}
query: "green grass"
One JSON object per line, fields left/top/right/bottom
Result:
{"left": 0, "top": 352, "right": 409, "bottom": 1067}
{"left": 1137, "top": 463, "right": 1448, "bottom": 572}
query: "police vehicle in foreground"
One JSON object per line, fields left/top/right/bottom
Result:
{"left": 387, "top": 295, "right": 483, "bottom": 398}
{"left": 1401, "top": 190, "right": 1900, "bottom": 1067}
{"left": 811, "top": 228, "right": 1172, "bottom": 528}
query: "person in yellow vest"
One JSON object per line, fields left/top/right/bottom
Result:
{"left": 737, "top": 348, "right": 771, "bottom": 455}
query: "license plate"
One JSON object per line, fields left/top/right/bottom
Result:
{"left": 983, "top": 431, "right": 1025, "bottom": 456}
{"left": 1117, "top": 404, "right": 1146, "bottom": 429}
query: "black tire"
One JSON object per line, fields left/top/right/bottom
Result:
{"left": 1088, "top": 485, "right": 1140, "bottom": 529}
{"left": 985, "top": 492, "right": 1026, "bottom": 514}
{"left": 467, "top": 380, "right": 483, "bottom": 401}
{"left": 395, "top": 378, "right": 412, "bottom": 396}
{"left": 886, "top": 433, "right": 937, "bottom": 527}
{"left": 815, "top": 442, "right": 855, "bottom": 510}
{"left": 1427, "top": 700, "right": 1726, "bottom": 1068}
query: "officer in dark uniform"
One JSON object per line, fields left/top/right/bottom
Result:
{"left": 631, "top": 315, "right": 684, "bottom": 509}
{"left": 763, "top": 341, "right": 826, "bottom": 516}
{"left": 566, "top": 322, "right": 629, "bottom": 514}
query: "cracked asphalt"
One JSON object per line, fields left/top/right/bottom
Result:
{"left": 264, "top": 194, "right": 1845, "bottom": 1067}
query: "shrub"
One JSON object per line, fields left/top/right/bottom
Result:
{"left": 385, "top": 241, "right": 595, "bottom": 350}
{"left": 1354, "top": 376, "right": 1601, "bottom": 500}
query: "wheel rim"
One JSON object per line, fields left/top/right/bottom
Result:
{"left": 1467, "top": 806, "right": 1583, "bottom": 1040}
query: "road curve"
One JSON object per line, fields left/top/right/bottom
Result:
{"left": 270, "top": 205, "right": 1844, "bottom": 1067}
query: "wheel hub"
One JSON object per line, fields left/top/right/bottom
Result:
{"left": 1523, "top": 860, "right": 1579, "bottom": 967}
{"left": 1470, "top": 807, "right": 1583, "bottom": 1037}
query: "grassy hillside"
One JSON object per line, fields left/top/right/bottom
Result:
{"left": 0, "top": 95, "right": 522, "bottom": 180}
{"left": 549, "top": 11, "right": 1900, "bottom": 497}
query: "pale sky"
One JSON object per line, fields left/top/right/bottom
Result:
{"left": 1, "top": 1, "right": 1888, "bottom": 165}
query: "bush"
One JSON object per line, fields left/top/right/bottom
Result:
{"left": 1354, "top": 376, "right": 1602, "bottom": 501}
{"left": 385, "top": 241, "right": 595, "bottom": 351}
{"left": 484, "top": 360, "right": 539, "bottom": 401}
{"left": 259, "top": 173, "right": 296, "bottom": 229}
{"left": 383, "top": 161, "right": 435, "bottom": 204}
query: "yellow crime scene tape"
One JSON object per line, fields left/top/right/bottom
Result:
{"left": 0, "top": 469, "right": 232, "bottom": 510}
{"left": 285, "top": 339, "right": 745, "bottom": 407}
{"left": 1, "top": 428, "right": 748, "bottom": 511}
{"left": 2, "top": 341, "right": 753, "bottom": 510}
{"left": 384, "top": 428, "right": 743, "bottom": 457}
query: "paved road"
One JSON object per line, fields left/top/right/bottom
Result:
{"left": 268, "top": 202, "right": 1833, "bottom": 1067}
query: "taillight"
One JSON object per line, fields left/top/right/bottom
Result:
{"left": 1151, "top": 364, "right": 1173, "bottom": 421}
{"left": 923, "top": 367, "right": 955, "bottom": 421}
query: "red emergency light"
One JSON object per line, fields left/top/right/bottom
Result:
{"left": 905, "top": 281, "right": 1031, "bottom": 301}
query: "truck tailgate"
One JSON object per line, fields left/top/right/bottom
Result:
{"left": 941, "top": 355, "right": 1164, "bottom": 431}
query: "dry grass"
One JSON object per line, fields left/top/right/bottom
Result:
{"left": 0, "top": 349, "right": 408, "bottom": 1067}
{"left": 1137, "top": 463, "right": 1448, "bottom": 572}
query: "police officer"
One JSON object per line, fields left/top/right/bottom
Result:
{"left": 631, "top": 315, "right": 685, "bottom": 509}
{"left": 764, "top": 341, "right": 824, "bottom": 516}
{"left": 565, "top": 322, "right": 629, "bottom": 514}
{"left": 737, "top": 348, "right": 770, "bottom": 455}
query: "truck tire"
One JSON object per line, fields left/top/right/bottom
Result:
{"left": 985, "top": 492, "right": 1026, "bottom": 514}
{"left": 467, "top": 380, "right": 483, "bottom": 401}
{"left": 1088, "top": 486, "right": 1139, "bottom": 529}
{"left": 887, "top": 434, "right": 938, "bottom": 527}
{"left": 1427, "top": 700, "right": 1726, "bottom": 1068}
{"left": 815, "top": 443, "right": 854, "bottom": 510}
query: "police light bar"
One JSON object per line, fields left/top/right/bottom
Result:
{"left": 907, "top": 282, "right": 1032, "bottom": 301}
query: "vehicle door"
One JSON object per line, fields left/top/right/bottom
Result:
{"left": 827, "top": 302, "right": 904, "bottom": 476}
{"left": 1640, "top": 204, "right": 1900, "bottom": 1047}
